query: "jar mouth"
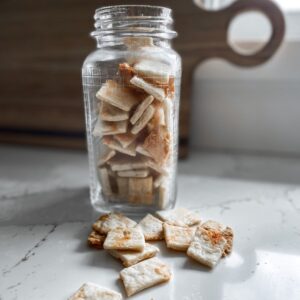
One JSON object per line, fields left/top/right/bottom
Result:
{"left": 91, "top": 5, "right": 177, "bottom": 41}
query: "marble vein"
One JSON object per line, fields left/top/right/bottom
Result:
{"left": 2, "top": 224, "right": 57, "bottom": 276}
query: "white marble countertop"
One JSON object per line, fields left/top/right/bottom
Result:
{"left": 0, "top": 145, "right": 300, "bottom": 300}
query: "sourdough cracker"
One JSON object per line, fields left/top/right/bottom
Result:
{"left": 116, "top": 177, "right": 128, "bottom": 197}
{"left": 133, "top": 59, "right": 171, "bottom": 85}
{"left": 137, "top": 214, "right": 164, "bottom": 241}
{"left": 93, "top": 213, "right": 137, "bottom": 234}
{"left": 69, "top": 282, "right": 122, "bottom": 300}
{"left": 130, "top": 76, "right": 166, "bottom": 102}
{"left": 156, "top": 207, "right": 201, "bottom": 227}
{"left": 201, "top": 220, "right": 234, "bottom": 257}
{"left": 103, "top": 136, "right": 136, "bottom": 157}
{"left": 101, "top": 120, "right": 128, "bottom": 136}
{"left": 87, "top": 231, "right": 106, "bottom": 249}
{"left": 118, "top": 169, "right": 149, "bottom": 178}
{"left": 99, "top": 168, "right": 113, "bottom": 196}
{"left": 92, "top": 119, "right": 102, "bottom": 137}
{"left": 153, "top": 174, "right": 164, "bottom": 188}
{"left": 99, "top": 101, "right": 129, "bottom": 122}
{"left": 136, "top": 144, "right": 152, "bottom": 158}
{"left": 109, "top": 156, "right": 149, "bottom": 172}
{"left": 96, "top": 80, "right": 140, "bottom": 111}
{"left": 131, "top": 105, "right": 155, "bottom": 135}
{"left": 128, "top": 177, "right": 153, "bottom": 205}
{"left": 143, "top": 126, "right": 170, "bottom": 165}
{"left": 130, "top": 95, "right": 154, "bottom": 125}
{"left": 158, "top": 186, "right": 169, "bottom": 209}
{"left": 120, "top": 257, "right": 171, "bottom": 297}
{"left": 119, "top": 62, "right": 136, "bottom": 86}
{"left": 114, "top": 132, "right": 137, "bottom": 148}
{"left": 97, "top": 149, "right": 116, "bottom": 167}
{"left": 109, "top": 243, "right": 159, "bottom": 267}
{"left": 163, "top": 223, "right": 196, "bottom": 251}
{"left": 187, "top": 227, "right": 226, "bottom": 268}
{"left": 103, "top": 227, "right": 145, "bottom": 251}
{"left": 123, "top": 36, "right": 154, "bottom": 50}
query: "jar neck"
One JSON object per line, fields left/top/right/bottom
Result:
{"left": 91, "top": 5, "right": 177, "bottom": 49}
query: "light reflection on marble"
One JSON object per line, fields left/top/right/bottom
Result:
{"left": 0, "top": 146, "right": 299, "bottom": 299}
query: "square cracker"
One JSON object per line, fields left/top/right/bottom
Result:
{"left": 131, "top": 105, "right": 155, "bottom": 135}
{"left": 187, "top": 227, "right": 227, "bottom": 268}
{"left": 109, "top": 156, "right": 149, "bottom": 172}
{"left": 130, "top": 95, "right": 154, "bottom": 125}
{"left": 93, "top": 213, "right": 137, "bottom": 235}
{"left": 114, "top": 132, "right": 137, "bottom": 148}
{"left": 163, "top": 223, "right": 196, "bottom": 251}
{"left": 130, "top": 76, "right": 166, "bottom": 102}
{"left": 96, "top": 80, "right": 140, "bottom": 112}
{"left": 87, "top": 231, "right": 106, "bottom": 249}
{"left": 101, "top": 120, "right": 128, "bottom": 136}
{"left": 109, "top": 243, "right": 159, "bottom": 267}
{"left": 120, "top": 257, "right": 171, "bottom": 297}
{"left": 137, "top": 214, "right": 164, "bottom": 241}
{"left": 99, "top": 101, "right": 129, "bottom": 122}
{"left": 201, "top": 220, "right": 234, "bottom": 257}
{"left": 102, "top": 136, "right": 136, "bottom": 157}
{"left": 133, "top": 59, "right": 171, "bottom": 85}
{"left": 69, "top": 282, "right": 122, "bottom": 300}
{"left": 118, "top": 169, "right": 149, "bottom": 178}
{"left": 143, "top": 125, "right": 170, "bottom": 166}
{"left": 128, "top": 177, "right": 153, "bottom": 205}
{"left": 99, "top": 168, "right": 113, "bottom": 196}
{"left": 103, "top": 227, "right": 145, "bottom": 251}
{"left": 156, "top": 207, "right": 201, "bottom": 227}
{"left": 97, "top": 149, "right": 116, "bottom": 167}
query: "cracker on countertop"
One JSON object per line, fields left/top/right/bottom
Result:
{"left": 130, "top": 76, "right": 166, "bottom": 102}
{"left": 120, "top": 257, "right": 171, "bottom": 297}
{"left": 137, "top": 213, "right": 164, "bottom": 241}
{"left": 187, "top": 226, "right": 226, "bottom": 268}
{"left": 201, "top": 220, "right": 234, "bottom": 257}
{"left": 103, "top": 227, "right": 145, "bottom": 251}
{"left": 99, "top": 100, "right": 129, "bottom": 122}
{"left": 156, "top": 207, "right": 201, "bottom": 227}
{"left": 87, "top": 230, "right": 106, "bottom": 249}
{"left": 69, "top": 282, "right": 122, "bottom": 300}
{"left": 109, "top": 243, "right": 159, "bottom": 267}
{"left": 163, "top": 223, "right": 196, "bottom": 251}
{"left": 96, "top": 80, "right": 140, "bottom": 112}
{"left": 93, "top": 213, "right": 137, "bottom": 234}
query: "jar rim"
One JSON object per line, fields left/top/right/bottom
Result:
{"left": 94, "top": 5, "right": 172, "bottom": 19}
{"left": 92, "top": 5, "right": 177, "bottom": 41}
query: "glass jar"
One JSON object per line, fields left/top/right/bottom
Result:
{"left": 82, "top": 5, "right": 181, "bottom": 214}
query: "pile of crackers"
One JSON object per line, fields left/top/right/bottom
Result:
{"left": 93, "top": 37, "right": 175, "bottom": 208}
{"left": 69, "top": 208, "right": 234, "bottom": 299}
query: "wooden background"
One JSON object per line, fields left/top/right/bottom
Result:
{"left": 0, "top": 0, "right": 284, "bottom": 157}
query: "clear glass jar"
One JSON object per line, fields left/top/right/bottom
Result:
{"left": 82, "top": 5, "right": 181, "bottom": 215}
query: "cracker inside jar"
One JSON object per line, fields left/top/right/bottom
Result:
{"left": 95, "top": 54, "right": 176, "bottom": 209}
